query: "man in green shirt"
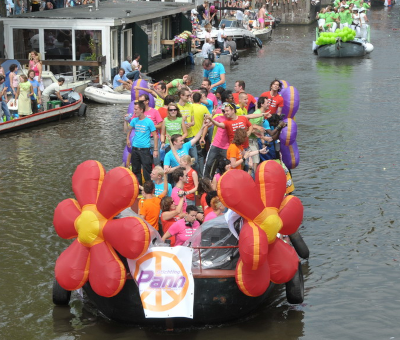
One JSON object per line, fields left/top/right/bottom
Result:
{"left": 166, "top": 75, "right": 193, "bottom": 96}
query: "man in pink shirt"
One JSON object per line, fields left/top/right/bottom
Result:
{"left": 139, "top": 94, "right": 163, "bottom": 165}
{"left": 161, "top": 205, "right": 200, "bottom": 246}
{"left": 202, "top": 79, "right": 218, "bottom": 109}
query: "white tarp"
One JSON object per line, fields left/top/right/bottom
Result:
{"left": 127, "top": 246, "right": 194, "bottom": 319}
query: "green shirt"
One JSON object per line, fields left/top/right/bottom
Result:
{"left": 249, "top": 110, "right": 264, "bottom": 140}
{"left": 167, "top": 79, "right": 184, "bottom": 95}
{"left": 164, "top": 117, "right": 183, "bottom": 144}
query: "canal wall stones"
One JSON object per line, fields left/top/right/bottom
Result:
{"left": 266, "top": 1, "right": 321, "bottom": 25}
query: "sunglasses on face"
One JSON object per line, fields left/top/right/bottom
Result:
{"left": 169, "top": 108, "right": 178, "bottom": 112}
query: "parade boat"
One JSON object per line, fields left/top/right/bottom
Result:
{"left": 313, "top": 27, "right": 374, "bottom": 58}
{"left": 51, "top": 160, "right": 308, "bottom": 328}
{"left": 84, "top": 84, "right": 132, "bottom": 105}
{"left": 0, "top": 90, "right": 85, "bottom": 134}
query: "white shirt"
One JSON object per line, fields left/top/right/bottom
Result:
{"left": 201, "top": 43, "right": 213, "bottom": 58}
{"left": 131, "top": 60, "right": 140, "bottom": 70}
{"left": 42, "top": 82, "right": 60, "bottom": 96}
{"left": 236, "top": 10, "right": 244, "bottom": 20}
{"left": 217, "top": 28, "right": 225, "bottom": 42}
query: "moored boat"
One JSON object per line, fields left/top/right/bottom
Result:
{"left": 0, "top": 90, "right": 85, "bottom": 134}
{"left": 84, "top": 84, "right": 131, "bottom": 105}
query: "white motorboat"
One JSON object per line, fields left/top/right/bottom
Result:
{"left": 197, "top": 19, "right": 263, "bottom": 49}
{"left": 84, "top": 84, "right": 131, "bottom": 105}
{"left": 43, "top": 70, "right": 91, "bottom": 94}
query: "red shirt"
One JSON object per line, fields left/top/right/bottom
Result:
{"left": 232, "top": 92, "right": 257, "bottom": 111}
{"left": 223, "top": 116, "right": 252, "bottom": 149}
{"left": 259, "top": 91, "right": 284, "bottom": 114}
{"left": 183, "top": 168, "right": 197, "bottom": 201}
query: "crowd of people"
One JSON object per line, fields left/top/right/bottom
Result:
{"left": 123, "top": 62, "right": 294, "bottom": 246}
{"left": 4, "top": 0, "right": 95, "bottom": 14}
{"left": 316, "top": 0, "right": 370, "bottom": 38}
{"left": 0, "top": 50, "right": 67, "bottom": 121}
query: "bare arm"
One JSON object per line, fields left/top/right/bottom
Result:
{"left": 205, "top": 114, "right": 225, "bottom": 129}
{"left": 161, "top": 196, "right": 184, "bottom": 221}
{"left": 181, "top": 119, "right": 188, "bottom": 140}
{"left": 186, "top": 171, "right": 199, "bottom": 195}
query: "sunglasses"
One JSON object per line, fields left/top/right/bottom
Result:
{"left": 169, "top": 108, "right": 178, "bottom": 112}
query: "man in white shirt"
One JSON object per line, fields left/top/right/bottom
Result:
{"left": 42, "top": 78, "right": 69, "bottom": 110}
{"left": 216, "top": 24, "right": 226, "bottom": 50}
{"left": 131, "top": 53, "right": 142, "bottom": 72}
{"left": 236, "top": 9, "right": 244, "bottom": 26}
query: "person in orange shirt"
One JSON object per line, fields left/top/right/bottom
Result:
{"left": 226, "top": 129, "right": 268, "bottom": 170}
{"left": 139, "top": 173, "right": 168, "bottom": 231}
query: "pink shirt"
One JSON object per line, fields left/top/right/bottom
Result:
{"left": 212, "top": 115, "right": 229, "bottom": 149}
{"left": 168, "top": 218, "right": 200, "bottom": 246}
{"left": 171, "top": 187, "right": 187, "bottom": 212}
{"left": 204, "top": 211, "right": 218, "bottom": 222}
{"left": 144, "top": 108, "right": 163, "bottom": 126}
{"left": 207, "top": 93, "right": 218, "bottom": 108}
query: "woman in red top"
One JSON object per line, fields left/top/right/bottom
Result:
{"left": 160, "top": 195, "right": 185, "bottom": 245}
{"left": 198, "top": 178, "right": 213, "bottom": 212}
{"left": 181, "top": 155, "right": 199, "bottom": 207}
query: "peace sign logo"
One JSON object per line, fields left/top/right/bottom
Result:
{"left": 133, "top": 251, "right": 190, "bottom": 312}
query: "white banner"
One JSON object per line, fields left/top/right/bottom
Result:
{"left": 127, "top": 246, "right": 194, "bottom": 319}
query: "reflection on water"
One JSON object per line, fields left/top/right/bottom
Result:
{"left": 1, "top": 5, "right": 400, "bottom": 340}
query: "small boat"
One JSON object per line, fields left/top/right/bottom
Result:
{"left": 313, "top": 28, "right": 374, "bottom": 58}
{"left": 0, "top": 90, "right": 85, "bottom": 134}
{"left": 197, "top": 19, "right": 263, "bottom": 49}
{"left": 251, "top": 26, "right": 273, "bottom": 40}
{"left": 84, "top": 84, "right": 131, "bottom": 105}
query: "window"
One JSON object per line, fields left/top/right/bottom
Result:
{"left": 162, "top": 18, "right": 170, "bottom": 40}
{"left": 13, "top": 29, "right": 39, "bottom": 60}
{"left": 122, "top": 29, "right": 132, "bottom": 60}
{"left": 44, "top": 29, "right": 72, "bottom": 74}
{"left": 111, "top": 29, "right": 118, "bottom": 68}
{"left": 151, "top": 22, "right": 161, "bottom": 57}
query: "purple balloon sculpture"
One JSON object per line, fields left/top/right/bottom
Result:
{"left": 122, "top": 129, "right": 136, "bottom": 166}
{"left": 131, "top": 79, "right": 155, "bottom": 108}
{"left": 280, "top": 86, "right": 300, "bottom": 119}
{"left": 280, "top": 141, "right": 300, "bottom": 170}
{"left": 280, "top": 80, "right": 290, "bottom": 92}
{"left": 279, "top": 118, "right": 297, "bottom": 146}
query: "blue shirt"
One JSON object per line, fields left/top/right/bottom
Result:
{"left": 202, "top": 98, "right": 213, "bottom": 114}
{"left": 29, "top": 79, "right": 40, "bottom": 98}
{"left": 113, "top": 74, "right": 129, "bottom": 88}
{"left": 164, "top": 141, "right": 192, "bottom": 167}
{"left": 203, "top": 63, "right": 226, "bottom": 91}
{"left": 130, "top": 117, "right": 156, "bottom": 148}
{"left": 154, "top": 182, "right": 172, "bottom": 197}
{"left": 121, "top": 60, "right": 132, "bottom": 74}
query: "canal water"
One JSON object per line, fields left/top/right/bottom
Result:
{"left": 1, "top": 6, "right": 400, "bottom": 340}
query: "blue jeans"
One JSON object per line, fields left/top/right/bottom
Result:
{"left": 55, "top": 0, "right": 65, "bottom": 8}
{"left": 1, "top": 101, "right": 11, "bottom": 121}
{"left": 126, "top": 70, "right": 140, "bottom": 81}
{"left": 203, "top": 145, "right": 227, "bottom": 179}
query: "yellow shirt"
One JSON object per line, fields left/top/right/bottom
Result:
{"left": 191, "top": 103, "right": 208, "bottom": 137}
{"left": 177, "top": 102, "right": 194, "bottom": 137}
{"left": 236, "top": 106, "right": 248, "bottom": 116}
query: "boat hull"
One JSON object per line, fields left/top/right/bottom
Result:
{"left": 84, "top": 86, "right": 131, "bottom": 104}
{"left": 316, "top": 41, "right": 367, "bottom": 57}
{"left": 83, "top": 270, "right": 275, "bottom": 326}
{"left": 0, "top": 93, "right": 83, "bottom": 134}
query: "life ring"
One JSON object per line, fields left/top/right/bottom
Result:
{"left": 78, "top": 103, "right": 87, "bottom": 117}
{"left": 255, "top": 37, "right": 263, "bottom": 48}
{"left": 285, "top": 262, "right": 304, "bottom": 304}
{"left": 288, "top": 231, "right": 309, "bottom": 259}
{"left": 52, "top": 278, "right": 71, "bottom": 306}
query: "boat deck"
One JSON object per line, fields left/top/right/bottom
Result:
{"left": 148, "top": 53, "right": 191, "bottom": 75}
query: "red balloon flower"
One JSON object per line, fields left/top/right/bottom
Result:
{"left": 53, "top": 160, "right": 150, "bottom": 297}
{"left": 217, "top": 161, "right": 304, "bottom": 297}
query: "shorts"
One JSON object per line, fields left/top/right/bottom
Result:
{"left": 258, "top": 18, "right": 265, "bottom": 23}
{"left": 114, "top": 85, "right": 125, "bottom": 92}
{"left": 248, "top": 139, "right": 260, "bottom": 164}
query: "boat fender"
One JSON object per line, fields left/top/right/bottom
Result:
{"left": 285, "top": 262, "right": 304, "bottom": 304}
{"left": 364, "top": 43, "right": 374, "bottom": 53}
{"left": 255, "top": 37, "right": 263, "bottom": 48}
{"left": 52, "top": 278, "right": 71, "bottom": 306}
{"left": 288, "top": 231, "right": 309, "bottom": 259}
{"left": 78, "top": 103, "right": 87, "bottom": 116}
